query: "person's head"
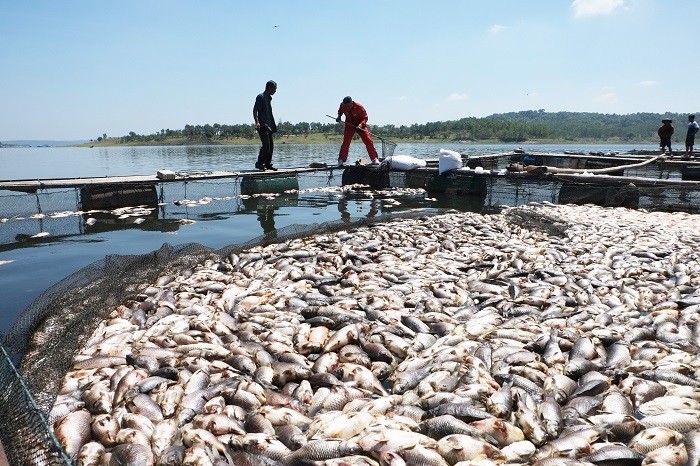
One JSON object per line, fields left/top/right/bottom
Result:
{"left": 341, "top": 96, "right": 353, "bottom": 110}
{"left": 662, "top": 119, "right": 672, "bottom": 124}
{"left": 265, "top": 80, "right": 277, "bottom": 95}
{"left": 690, "top": 115, "right": 696, "bottom": 122}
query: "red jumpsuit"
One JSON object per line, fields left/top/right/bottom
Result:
{"left": 338, "top": 101, "right": 379, "bottom": 162}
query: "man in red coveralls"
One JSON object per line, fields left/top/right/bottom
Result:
{"left": 336, "top": 96, "right": 379, "bottom": 166}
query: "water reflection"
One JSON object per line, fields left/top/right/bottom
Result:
{"left": 338, "top": 196, "right": 380, "bottom": 223}
{"left": 81, "top": 210, "right": 180, "bottom": 234}
{"left": 257, "top": 205, "right": 277, "bottom": 235}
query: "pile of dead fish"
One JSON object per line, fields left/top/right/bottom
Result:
{"left": 48, "top": 202, "right": 700, "bottom": 465}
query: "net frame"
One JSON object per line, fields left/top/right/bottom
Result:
{"left": 381, "top": 139, "right": 397, "bottom": 158}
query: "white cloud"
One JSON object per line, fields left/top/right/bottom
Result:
{"left": 571, "top": 0, "right": 625, "bottom": 18}
{"left": 490, "top": 24, "right": 507, "bottom": 34}
{"left": 593, "top": 92, "right": 618, "bottom": 103}
{"left": 637, "top": 80, "right": 657, "bottom": 87}
{"left": 448, "top": 93, "right": 469, "bottom": 101}
{"left": 399, "top": 96, "right": 408, "bottom": 101}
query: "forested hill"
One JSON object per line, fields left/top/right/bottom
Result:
{"left": 483, "top": 110, "right": 694, "bottom": 142}
{"left": 107, "top": 110, "right": 696, "bottom": 144}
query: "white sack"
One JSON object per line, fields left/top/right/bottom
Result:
{"left": 382, "top": 154, "right": 427, "bottom": 171}
{"left": 439, "top": 149, "right": 462, "bottom": 174}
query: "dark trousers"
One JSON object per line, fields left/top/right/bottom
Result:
{"left": 660, "top": 137, "right": 672, "bottom": 152}
{"left": 257, "top": 130, "right": 274, "bottom": 167}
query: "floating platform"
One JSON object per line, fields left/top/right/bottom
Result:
{"left": 342, "top": 151, "right": 700, "bottom": 213}
{"left": 0, "top": 167, "right": 333, "bottom": 194}
{"left": 3, "top": 152, "right": 700, "bottom": 214}
{"left": 0, "top": 167, "right": 338, "bottom": 210}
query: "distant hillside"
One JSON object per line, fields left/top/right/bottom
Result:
{"left": 92, "top": 110, "right": 700, "bottom": 146}
{"left": 483, "top": 110, "right": 695, "bottom": 142}
{"left": 0, "top": 140, "right": 88, "bottom": 147}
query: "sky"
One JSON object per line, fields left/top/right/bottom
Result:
{"left": 0, "top": 0, "right": 697, "bottom": 140}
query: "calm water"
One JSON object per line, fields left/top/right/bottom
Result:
{"left": 0, "top": 142, "right": 650, "bottom": 334}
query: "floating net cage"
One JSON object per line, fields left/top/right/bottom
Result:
{"left": 0, "top": 171, "right": 341, "bottom": 247}
{"left": 0, "top": 208, "right": 440, "bottom": 465}
{"left": 3, "top": 163, "right": 700, "bottom": 462}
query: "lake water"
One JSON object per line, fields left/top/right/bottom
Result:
{"left": 0, "top": 142, "right": 651, "bottom": 334}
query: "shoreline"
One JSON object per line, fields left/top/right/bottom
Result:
{"left": 78, "top": 136, "right": 658, "bottom": 148}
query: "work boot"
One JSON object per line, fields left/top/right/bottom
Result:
{"left": 255, "top": 163, "right": 265, "bottom": 171}
{"left": 265, "top": 165, "right": 278, "bottom": 171}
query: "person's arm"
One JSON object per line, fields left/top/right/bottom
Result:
{"left": 336, "top": 103, "right": 343, "bottom": 122}
{"left": 253, "top": 95, "right": 262, "bottom": 130}
{"left": 357, "top": 104, "right": 369, "bottom": 128}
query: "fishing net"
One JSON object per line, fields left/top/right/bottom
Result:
{"left": 381, "top": 139, "right": 397, "bottom": 158}
{"left": 0, "top": 345, "right": 71, "bottom": 465}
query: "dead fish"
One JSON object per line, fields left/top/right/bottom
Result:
{"left": 628, "top": 426, "right": 684, "bottom": 454}
{"left": 54, "top": 409, "right": 92, "bottom": 459}
{"left": 109, "top": 443, "right": 154, "bottom": 465}
{"left": 76, "top": 441, "right": 105, "bottom": 466}
{"left": 420, "top": 414, "right": 494, "bottom": 441}
{"left": 287, "top": 439, "right": 361, "bottom": 465}
{"left": 639, "top": 411, "right": 700, "bottom": 432}
{"left": 436, "top": 434, "right": 505, "bottom": 464}
{"left": 584, "top": 444, "right": 645, "bottom": 465}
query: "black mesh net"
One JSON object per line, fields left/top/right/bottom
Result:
{"left": 381, "top": 139, "right": 397, "bottom": 158}
{"left": 0, "top": 345, "right": 71, "bottom": 465}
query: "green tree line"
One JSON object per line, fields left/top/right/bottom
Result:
{"left": 111, "top": 110, "right": 696, "bottom": 144}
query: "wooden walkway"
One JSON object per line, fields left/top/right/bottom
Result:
{"left": 0, "top": 166, "right": 339, "bottom": 193}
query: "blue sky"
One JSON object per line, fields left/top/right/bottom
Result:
{"left": 0, "top": 0, "right": 695, "bottom": 140}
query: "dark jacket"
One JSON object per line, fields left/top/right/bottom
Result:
{"left": 658, "top": 123, "right": 674, "bottom": 139}
{"left": 254, "top": 92, "right": 277, "bottom": 133}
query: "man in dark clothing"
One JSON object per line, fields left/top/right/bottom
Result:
{"left": 253, "top": 80, "right": 278, "bottom": 171}
{"left": 336, "top": 96, "right": 379, "bottom": 166}
{"left": 686, "top": 115, "right": 700, "bottom": 155}
{"left": 658, "top": 119, "right": 674, "bottom": 154}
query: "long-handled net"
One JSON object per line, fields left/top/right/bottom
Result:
{"left": 380, "top": 139, "right": 397, "bottom": 158}
{"left": 326, "top": 114, "right": 397, "bottom": 159}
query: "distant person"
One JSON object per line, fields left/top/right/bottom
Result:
{"left": 253, "top": 80, "right": 278, "bottom": 171}
{"left": 658, "top": 118, "right": 674, "bottom": 154}
{"left": 686, "top": 114, "right": 700, "bottom": 155}
{"left": 336, "top": 96, "right": 379, "bottom": 166}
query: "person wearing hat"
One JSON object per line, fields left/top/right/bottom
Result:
{"left": 658, "top": 119, "right": 674, "bottom": 154}
{"left": 335, "top": 96, "right": 379, "bottom": 166}
{"left": 686, "top": 115, "right": 700, "bottom": 155}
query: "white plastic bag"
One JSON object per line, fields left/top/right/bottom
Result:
{"left": 382, "top": 154, "right": 427, "bottom": 171}
{"left": 439, "top": 149, "right": 462, "bottom": 174}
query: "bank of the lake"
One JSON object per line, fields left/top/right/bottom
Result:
{"left": 78, "top": 134, "right": 657, "bottom": 148}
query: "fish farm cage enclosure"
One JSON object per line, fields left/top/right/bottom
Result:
{"left": 4, "top": 160, "right": 700, "bottom": 249}
{"left": 2, "top": 155, "right": 700, "bottom": 463}
{"left": 0, "top": 208, "right": 449, "bottom": 465}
